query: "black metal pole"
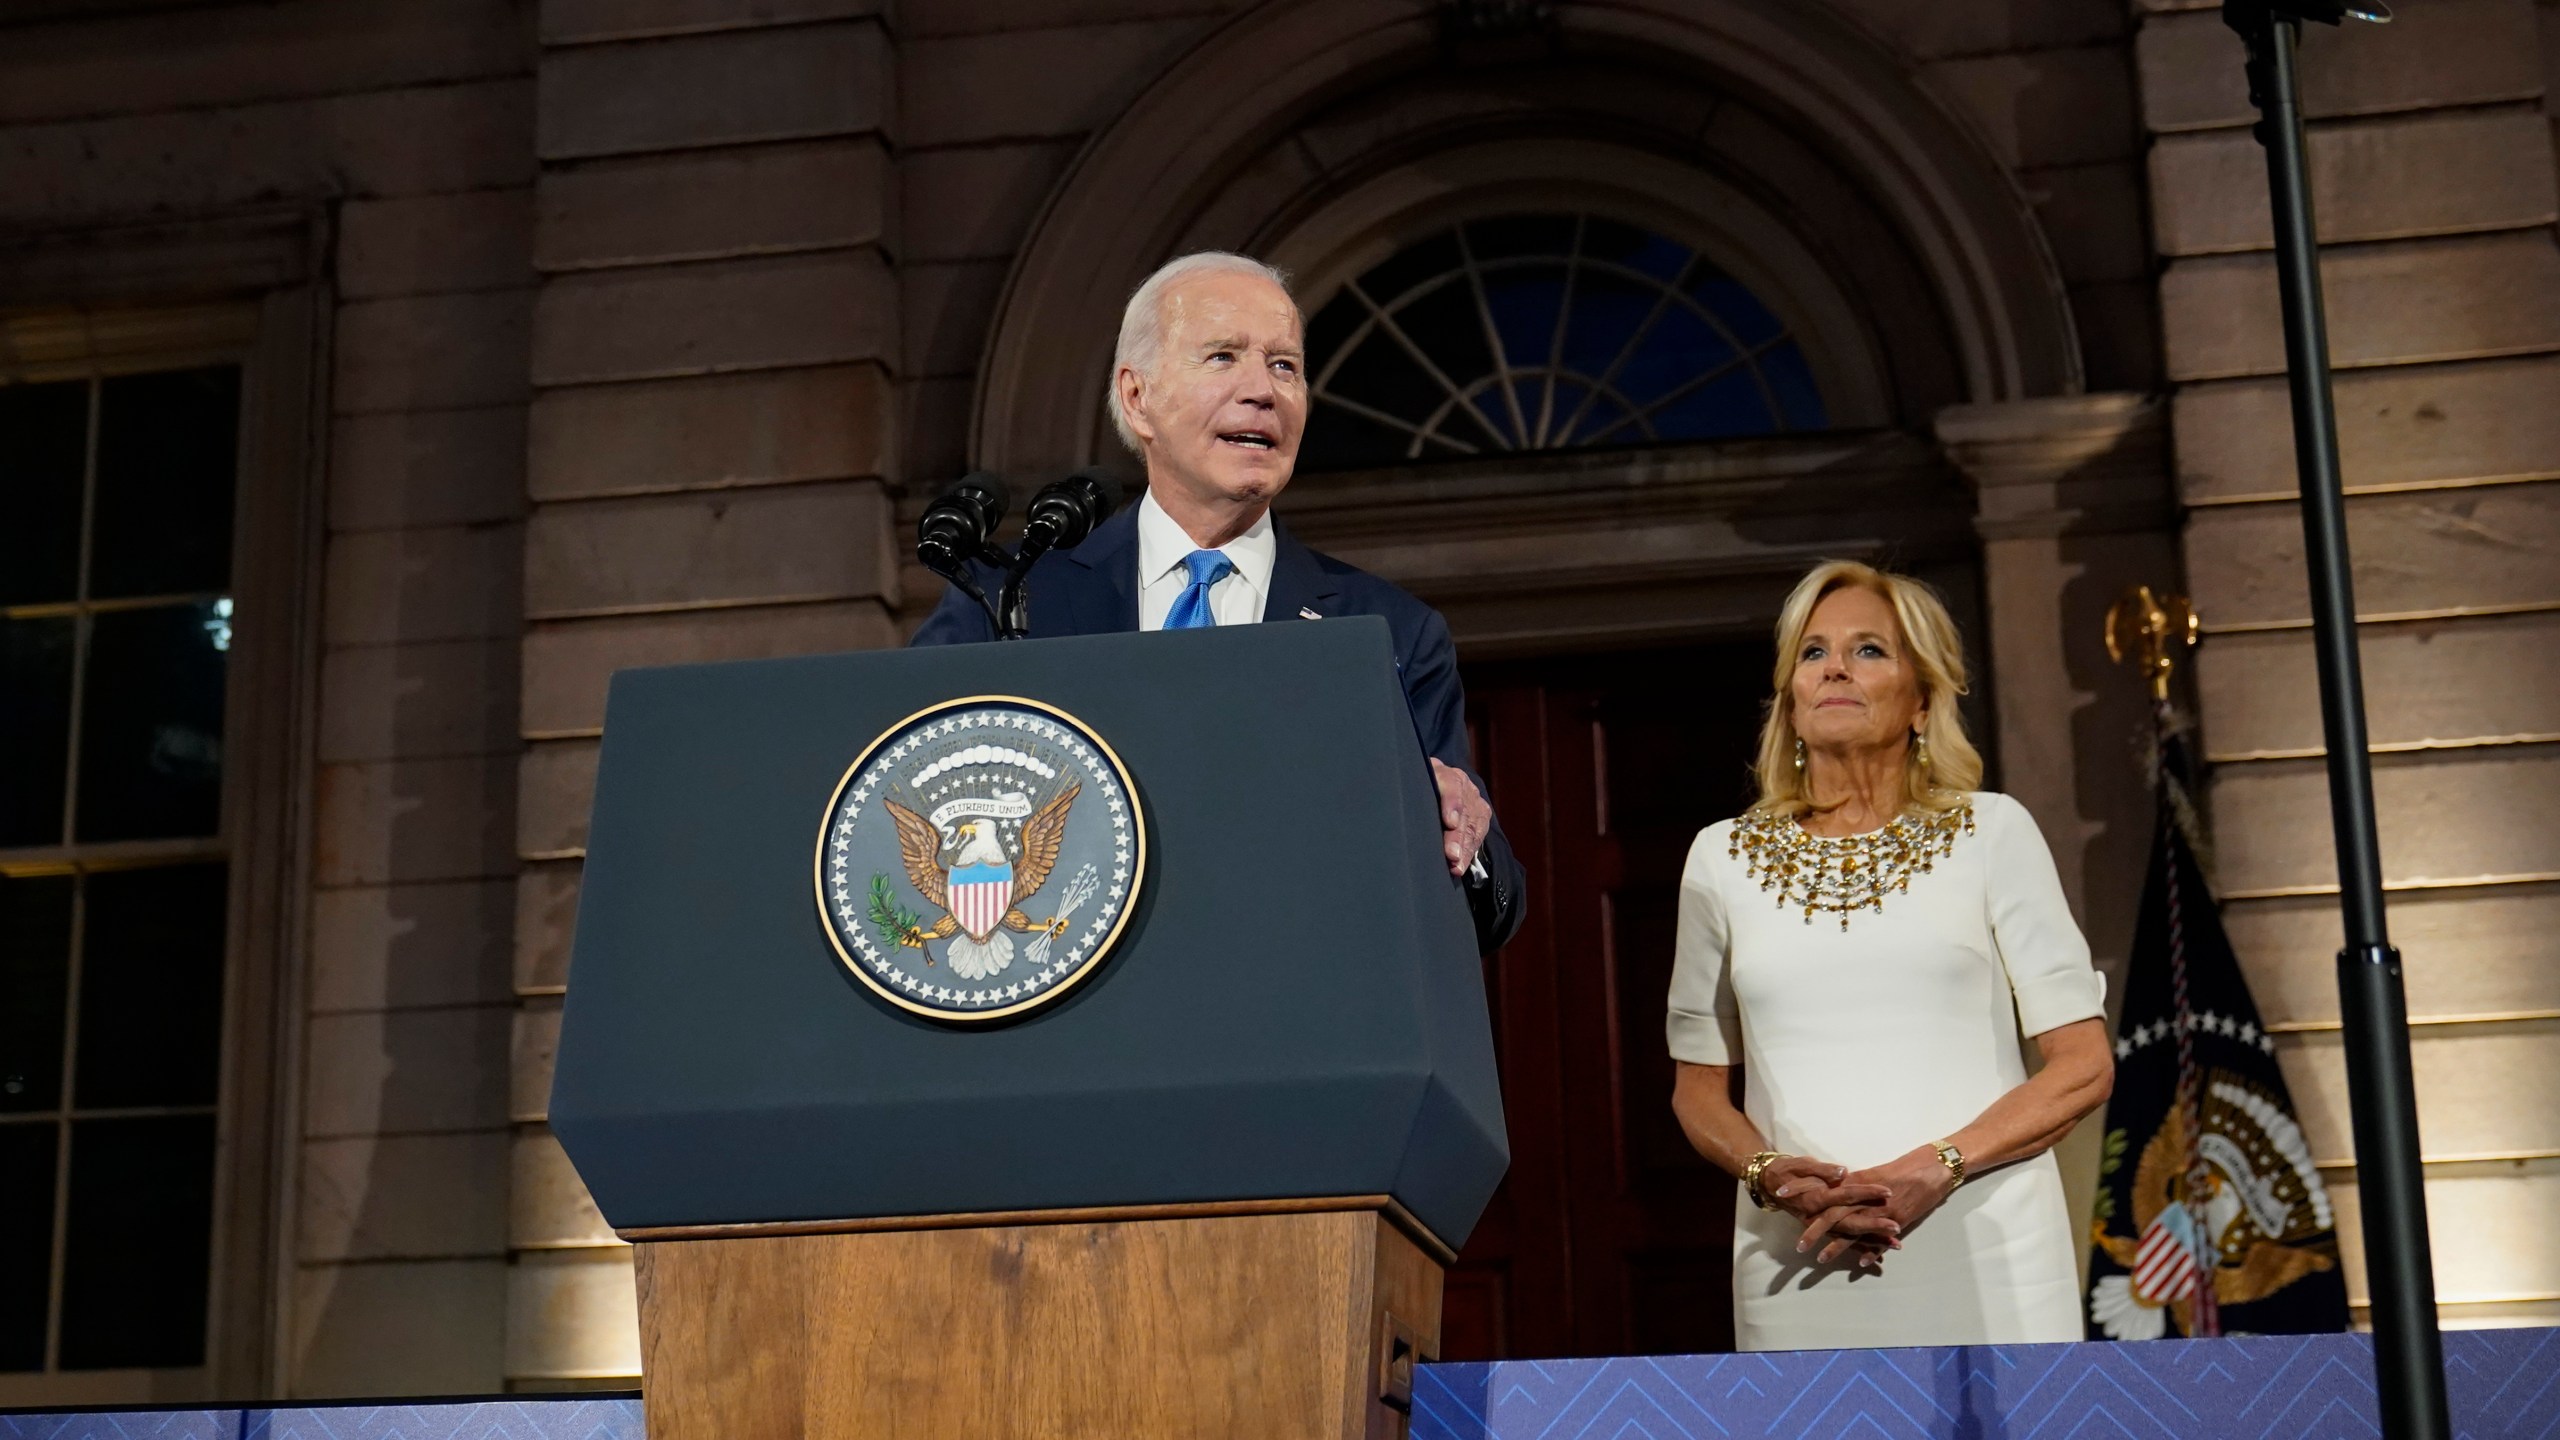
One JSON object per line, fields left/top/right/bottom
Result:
{"left": 2223, "top": 7, "right": 2447, "bottom": 1437}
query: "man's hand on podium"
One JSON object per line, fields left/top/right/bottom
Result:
{"left": 1430, "top": 759, "right": 1492, "bottom": 878}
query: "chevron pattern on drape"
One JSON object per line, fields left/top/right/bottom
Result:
{"left": 1412, "top": 1329, "right": 2560, "bottom": 1440}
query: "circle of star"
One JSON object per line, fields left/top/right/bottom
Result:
{"left": 820, "top": 701, "right": 1140, "bottom": 1019}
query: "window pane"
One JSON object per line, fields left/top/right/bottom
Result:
{"left": 75, "top": 602, "right": 228, "bottom": 843}
{"left": 1301, "top": 403, "right": 1417, "bottom": 471}
{"left": 1655, "top": 368, "right": 1776, "bottom": 441}
{"left": 89, "top": 367, "right": 240, "bottom": 600}
{"left": 1304, "top": 295, "right": 1364, "bottom": 383}
{"left": 75, "top": 863, "right": 228, "bottom": 1112}
{"left": 1691, "top": 268, "right": 1787, "bottom": 348}
{"left": 1466, "top": 212, "right": 1576, "bottom": 262}
{"left": 1359, "top": 229, "right": 1462, "bottom": 308}
{"left": 1482, "top": 263, "right": 1568, "bottom": 373}
{"left": 0, "top": 875, "right": 73, "bottom": 1114}
{"left": 0, "top": 617, "right": 75, "bottom": 848}
{"left": 57, "top": 1113, "right": 214, "bottom": 1370}
{"left": 1761, "top": 341, "right": 1828, "bottom": 431}
{"left": 0, "top": 379, "right": 89, "bottom": 607}
{"left": 1394, "top": 279, "right": 1494, "bottom": 394}
{"left": 0, "top": 1122, "right": 55, "bottom": 1372}
{"left": 1307, "top": 212, "right": 1826, "bottom": 469}
{"left": 1325, "top": 325, "right": 1445, "bottom": 428}
{"left": 1556, "top": 269, "right": 1653, "bottom": 380}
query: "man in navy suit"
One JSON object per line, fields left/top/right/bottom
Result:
{"left": 913, "top": 252, "right": 1524, "bottom": 953}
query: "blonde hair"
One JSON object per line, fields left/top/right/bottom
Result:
{"left": 1105, "top": 251, "right": 1296, "bottom": 453}
{"left": 1748, "top": 559, "right": 1981, "bottom": 817}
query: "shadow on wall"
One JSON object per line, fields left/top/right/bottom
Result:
{"left": 293, "top": 634, "right": 521, "bottom": 1397}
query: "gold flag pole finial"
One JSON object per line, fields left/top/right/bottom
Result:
{"left": 2105, "top": 585, "right": 2199, "bottom": 702}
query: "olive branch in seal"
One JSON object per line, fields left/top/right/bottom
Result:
{"left": 866, "top": 873, "right": 922, "bottom": 950}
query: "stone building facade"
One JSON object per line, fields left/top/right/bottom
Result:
{"left": 0, "top": 0, "right": 2554, "bottom": 1402}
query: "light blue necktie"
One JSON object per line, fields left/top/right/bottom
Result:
{"left": 1162, "top": 549, "right": 1234, "bottom": 630}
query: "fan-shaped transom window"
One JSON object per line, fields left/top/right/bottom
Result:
{"left": 1299, "top": 213, "right": 1828, "bottom": 470}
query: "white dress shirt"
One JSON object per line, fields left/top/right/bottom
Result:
{"left": 1135, "top": 488, "right": 1275, "bottom": 631}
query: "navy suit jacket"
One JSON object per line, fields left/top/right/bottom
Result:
{"left": 910, "top": 505, "right": 1525, "bottom": 953}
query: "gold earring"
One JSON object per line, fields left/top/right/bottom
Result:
{"left": 1913, "top": 731, "right": 1931, "bottom": 769}
{"left": 1793, "top": 737, "right": 1806, "bottom": 773}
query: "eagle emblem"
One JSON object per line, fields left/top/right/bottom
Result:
{"left": 883, "top": 786, "right": 1078, "bottom": 980}
{"left": 816, "top": 697, "right": 1143, "bottom": 1021}
{"left": 2088, "top": 1071, "right": 2340, "bottom": 1338}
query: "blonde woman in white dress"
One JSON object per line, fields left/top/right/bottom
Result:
{"left": 1667, "top": 560, "right": 2115, "bottom": 1350}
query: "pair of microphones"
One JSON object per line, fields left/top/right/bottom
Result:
{"left": 916, "top": 467, "right": 1124, "bottom": 639}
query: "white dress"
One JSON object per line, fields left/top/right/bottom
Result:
{"left": 1666, "top": 791, "right": 2107, "bottom": 1351}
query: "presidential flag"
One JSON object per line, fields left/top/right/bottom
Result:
{"left": 2086, "top": 720, "right": 2349, "bottom": 1340}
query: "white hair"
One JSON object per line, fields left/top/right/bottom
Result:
{"left": 1106, "top": 251, "right": 1296, "bottom": 453}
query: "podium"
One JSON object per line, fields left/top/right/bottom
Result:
{"left": 551, "top": 619, "right": 1509, "bottom": 1439}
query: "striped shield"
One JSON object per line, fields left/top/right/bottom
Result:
{"left": 2130, "top": 1204, "right": 2208, "bottom": 1307}
{"left": 947, "top": 862, "right": 1013, "bottom": 942}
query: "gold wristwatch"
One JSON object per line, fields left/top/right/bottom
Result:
{"left": 1930, "top": 1139, "right": 1966, "bottom": 1189}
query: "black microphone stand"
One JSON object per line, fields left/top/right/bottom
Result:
{"left": 2221, "top": 6, "right": 2446, "bottom": 1437}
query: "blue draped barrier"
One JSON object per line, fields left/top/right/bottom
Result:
{"left": 0, "top": 1399, "right": 641, "bottom": 1440}
{"left": 1411, "top": 1328, "right": 2560, "bottom": 1440}
{"left": 7, "top": 1330, "right": 2555, "bottom": 1439}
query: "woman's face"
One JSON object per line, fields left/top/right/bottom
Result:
{"left": 1789, "top": 585, "right": 1926, "bottom": 755}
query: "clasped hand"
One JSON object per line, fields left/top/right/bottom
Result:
{"left": 1766, "top": 1145, "right": 1960, "bottom": 1273}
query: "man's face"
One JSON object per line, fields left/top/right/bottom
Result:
{"left": 1118, "top": 270, "right": 1306, "bottom": 513}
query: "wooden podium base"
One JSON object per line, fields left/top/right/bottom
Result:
{"left": 626, "top": 1197, "right": 1447, "bottom": 1440}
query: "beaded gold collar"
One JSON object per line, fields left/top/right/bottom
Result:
{"left": 1729, "top": 800, "right": 1976, "bottom": 931}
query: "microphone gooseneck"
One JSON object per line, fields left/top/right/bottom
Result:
{"left": 999, "top": 467, "right": 1126, "bottom": 639}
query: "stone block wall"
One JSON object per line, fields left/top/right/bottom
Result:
{"left": 1828, "top": 0, "right": 2161, "bottom": 392}
{"left": 893, "top": 2, "right": 1242, "bottom": 493}
{"left": 505, "top": 0, "right": 904, "bottom": 1388}
{"left": 275, "top": 24, "right": 539, "bottom": 1397}
{"left": 2139, "top": 0, "right": 2560, "bottom": 1329}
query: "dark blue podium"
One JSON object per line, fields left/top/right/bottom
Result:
{"left": 548, "top": 619, "right": 1507, "bottom": 1440}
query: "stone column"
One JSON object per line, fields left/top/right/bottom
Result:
{"left": 507, "top": 0, "right": 902, "bottom": 1388}
{"left": 1937, "top": 392, "right": 2175, "bottom": 977}
{"left": 1936, "top": 390, "right": 2177, "bottom": 1282}
{"left": 2137, "top": 0, "right": 2560, "bottom": 1327}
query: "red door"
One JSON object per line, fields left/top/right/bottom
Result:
{"left": 1442, "top": 641, "right": 1769, "bottom": 1360}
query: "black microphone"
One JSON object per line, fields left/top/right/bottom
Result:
{"left": 993, "top": 468, "right": 1124, "bottom": 640}
{"left": 916, "top": 471, "right": 1009, "bottom": 576}
{"left": 1014, "top": 467, "right": 1125, "bottom": 564}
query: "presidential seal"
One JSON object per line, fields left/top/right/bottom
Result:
{"left": 2088, "top": 1070, "right": 2340, "bottom": 1339}
{"left": 815, "top": 696, "right": 1144, "bottom": 1021}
